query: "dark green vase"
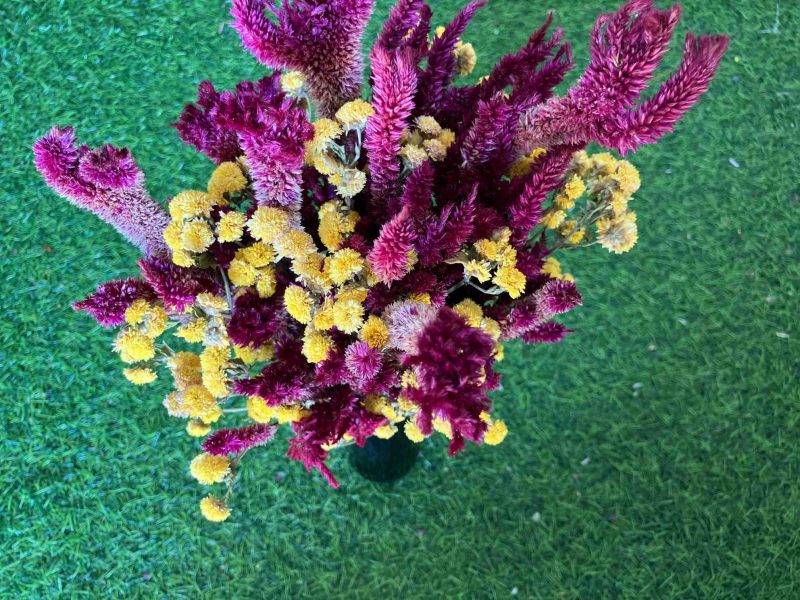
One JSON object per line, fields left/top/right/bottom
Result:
{"left": 349, "top": 422, "right": 420, "bottom": 482}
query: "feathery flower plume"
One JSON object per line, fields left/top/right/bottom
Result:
{"left": 33, "top": 127, "right": 170, "bottom": 256}
{"left": 73, "top": 279, "right": 158, "bottom": 327}
{"left": 202, "top": 423, "right": 278, "bottom": 455}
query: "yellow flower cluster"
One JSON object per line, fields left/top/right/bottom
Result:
{"left": 305, "top": 101, "right": 374, "bottom": 199}
{"left": 540, "top": 257, "right": 574, "bottom": 282}
{"left": 452, "top": 299, "right": 504, "bottom": 360}
{"left": 434, "top": 26, "right": 477, "bottom": 76}
{"left": 399, "top": 115, "right": 456, "bottom": 168}
{"left": 247, "top": 396, "right": 308, "bottom": 424}
{"left": 508, "top": 147, "right": 547, "bottom": 178}
{"left": 227, "top": 242, "right": 277, "bottom": 298}
{"left": 318, "top": 200, "right": 360, "bottom": 252}
{"left": 164, "top": 162, "right": 248, "bottom": 267}
{"left": 543, "top": 151, "right": 641, "bottom": 254}
{"left": 455, "top": 227, "right": 527, "bottom": 298}
{"left": 190, "top": 452, "right": 231, "bottom": 485}
{"left": 113, "top": 298, "right": 170, "bottom": 377}
{"left": 200, "top": 494, "right": 231, "bottom": 522}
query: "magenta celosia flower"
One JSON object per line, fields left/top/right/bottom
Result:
{"left": 231, "top": 0, "right": 374, "bottom": 117}
{"left": 403, "top": 307, "right": 495, "bottom": 455}
{"left": 515, "top": 0, "right": 727, "bottom": 155}
{"left": 345, "top": 341, "right": 383, "bottom": 384}
{"left": 173, "top": 81, "right": 244, "bottom": 164}
{"left": 33, "top": 127, "right": 170, "bottom": 256}
{"left": 364, "top": 46, "right": 418, "bottom": 207}
{"left": 535, "top": 279, "right": 582, "bottom": 318}
{"left": 137, "top": 258, "right": 221, "bottom": 312}
{"left": 227, "top": 289, "right": 286, "bottom": 348}
{"left": 72, "top": 278, "right": 158, "bottom": 327}
{"left": 235, "top": 340, "right": 313, "bottom": 405}
{"left": 368, "top": 207, "right": 417, "bottom": 283}
{"left": 202, "top": 423, "right": 278, "bottom": 455}
{"left": 521, "top": 321, "right": 572, "bottom": 344}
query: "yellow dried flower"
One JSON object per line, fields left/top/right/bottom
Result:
{"left": 540, "top": 209, "right": 566, "bottom": 230}
{"left": 454, "top": 41, "right": 477, "bottom": 76}
{"left": 124, "top": 298, "right": 150, "bottom": 326}
{"left": 200, "top": 346, "right": 230, "bottom": 398}
{"left": 415, "top": 115, "right": 442, "bottom": 136}
{"left": 438, "top": 128, "right": 456, "bottom": 148}
{"left": 360, "top": 315, "right": 389, "bottom": 349}
{"left": 190, "top": 453, "right": 230, "bottom": 485}
{"left": 481, "top": 317, "right": 501, "bottom": 341}
{"left": 208, "top": 162, "right": 247, "bottom": 201}
{"left": 400, "top": 144, "right": 428, "bottom": 169}
{"left": 195, "top": 293, "right": 228, "bottom": 315}
{"left": 423, "top": 138, "right": 447, "bottom": 161}
{"left": 200, "top": 404, "right": 223, "bottom": 425}
{"left": 553, "top": 192, "right": 575, "bottom": 210}
{"left": 302, "top": 328, "right": 333, "bottom": 363}
{"left": 312, "top": 152, "right": 341, "bottom": 176}
{"left": 186, "top": 419, "right": 211, "bottom": 438}
{"left": 181, "top": 385, "right": 217, "bottom": 419}
{"left": 335, "top": 99, "right": 375, "bottom": 128}
{"left": 493, "top": 264, "right": 526, "bottom": 298}
{"left": 464, "top": 259, "right": 491, "bottom": 283}
{"left": 453, "top": 299, "right": 483, "bottom": 328}
{"left": 332, "top": 298, "right": 364, "bottom": 333}
{"left": 248, "top": 206, "right": 292, "bottom": 243}
{"left": 329, "top": 168, "right": 367, "bottom": 198}
{"left": 596, "top": 212, "right": 638, "bottom": 254}
{"left": 114, "top": 329, "right": 155, "bottom": 363}
{"left": 564, "top": 175, "right": 586, "bottom": 200}
{"left": 473, "top": 238, "right": 498, "bottom": 261}
{"left": 163, "top": 220, "right": 183, "bottom": 251}
{"left": 234, "top": 343, "right": 273, "bottom": 365}
{"left": 404, "top": 420, "right": 426, "bottom": 443}
{"left": 170, "top": 190, "right": 214, "bottom": 220}
{"left": 318, "top": 206, "right": 345, "bottom": 252}
{"left": 181, "top": 220, "right": 214, "bottom": 253}
{"left": 176, "top": 318, "right": 208, "bottom": 343}
{"left": 615, "top": 160, "right": 640, "bottom": 195}
{"left": 247, "top": 396, "right": 275, "bottom": 423}
{"left": 374, "top": 424, "right": 398, "bottom": 439}
{"left": 274, "top": 404, "right": 308, "bottom": 423}
{"left": 284, "top": 285, "right": 315, "bottom": 324}
{"left": 239, "top": 242, "right": 274, "bottom": 268}
{"left": 325, "top": 248, "right": 364, "bottom": 285}
{"left": 170, "top": 351, "right": 202, "bottom": 389}
{"left": 200, "top": 495, "right": 231, "bottom": 522}
{"left": 307, "top": 118, "right": 342, "bottom": 155}
{"left": 171, "top": 249, "right": 195, "bottom": 268}
{"left": 560, "top": 220, "right": 586, "bottom": 244}
{"left": 273, "top": 229, "right": 317, "bottom": 260}
{"left": 408, "top": 292, "right": 431, "bottom": 304}
{"left": 217, "top": 211, "right": 247, "bottom": 243}
{"left": 313, "top": 296, "right": 335, "bottom": 331}
{"left": 123, "top": 366, "right": 157, "bottom": 385}
{"left": 433, "top": 416, "right": 453, "bottom": 439}
{"left": 227, "top": 258, "right": 258, "bottom": 287}
{"left": 280, "top": 71, "right": 305, "bottom": 95}
{"left": 541, "top": 256, "right": 562, "bottom": 279}
{"left": 483, "top": 419, "right": 508, "bottom": 445}
{"left": 255, "top": 267, "right": 277, "bottom": 298}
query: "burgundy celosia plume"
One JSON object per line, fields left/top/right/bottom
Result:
{"left": 227, "top": 290, "right": 286, "bottom": 348}
{"left": 515, "top": 0, "right": 728, "bottom": 155}
{"left": 230, "top": 0, "right": 374, "bottom": 117}
{"left": 202, "top": 423, "right": 278, "bottom": 455}
{"left": 72, "top": 278, "right": 158, "bottom": 327}
{"left": 33, "top": 127, "right": 170, "bottom": 257}
{"left": 173, "top": 81, "right": 244, "bottom": 164}
{"left": 138, "top": 258, "right": 221, "bottom": 312}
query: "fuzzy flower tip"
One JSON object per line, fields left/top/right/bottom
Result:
{"left": 202, "top": 424, "right": 278, "bottom": 455}
{"left": 200, "top": 495, "right": 231, "bottom": 522}
{"left": 190, "top": 453, "right": 231, "bottom": 485}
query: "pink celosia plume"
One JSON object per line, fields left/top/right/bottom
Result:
{"left": 33, "top": 127, "right": 170, "bottom": 257}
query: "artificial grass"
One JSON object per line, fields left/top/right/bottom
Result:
{"left": 1, "top": 0, "right": 799, "bottom": 597}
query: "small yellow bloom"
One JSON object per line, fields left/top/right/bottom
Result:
{"left": 255, "top": 268, "right": 277, "bottom": 298}
{"left": 553, "top": 192, "right": 575, "bottom": 211}
{"left": 284, "top": 285, "right": 315, "bottom": 324}
{"left": 302, "top": 328, "right": 333, "bottom": 363}
{"left": 280, "top": 71, "right": 305, "bottom": 95}
{"left": 175, "top": 318, "right": 208, "bottom": 343}
{"left": 274, "top": 404, "right": 308, "bottom": 423}
{"left": 329, "top": 168, "right": 367, "bottom": 198}
{"left": 464, "top": 259, "right": 491, "bottom": 283}
{"left": 423, "top": 138, "right": 447, "bottom": 161}
{"left": 318, "top": 206, "right": 345, "bottom": 252}
{"left": 273, "top": 229, "right": 317, "bottom": 260}
{"left": 217, "top": 211, "right": 247, "bottom": 243}
{"left": 453, "top": 299, "right": 483, "bottom": 328}
{"left": 481, "top": 317, "right": 501, "bottom": 341}
{"left": 200, "top": 495, "right": 231, "bottom": 522}
{"left": 614, "top": 160, "right": 640, "bottom": 195}
{"left": 123, "top": 366, "right": 157, "bottom": 385}
{"left": 195, "top": 293, "right": 228, "bottom": 315}
{"left": 186, "top": 419, "right": 211, "bottom": 438}
{"left": 404, "top": 420, "right": 426, "bottom": 443}
{"left": 415, "top": 115, "right": 442, "bottom": 136}
{"left": 335, "top": 99, "right": 375, "bottom": 129}
{"left": 473, "top": 238, "right": 498, "bottom": 261}
{"left": 181, "top": 385, "right": 218, "bottom": 419}
{"left": 238, "top": 242, "right": 274, "bottom": 268}
{"left": 374, "top": 424, "right": 398, "bottom": 439}
{"left": 190, "top": 453, "right": 230, "bottom": 485}
{"left": 438, "top": 128, "right": 456, "bottom": 148}
{"left": 483, "top": 419, "right": 508, "bottom": 445}
{"left": 181, "top": 220, "right": 214, "bottom": 253}
{"left": 170, "top": 351, "right": 202, "bottom": 389}
{"left": 564, "top": 175, "right": 586, "bottom": 200}
{"left": 541, "top": 256, "right": 562, "bottom": 279}
{"left": 307, "top": 118, "right": 342, "bottom": 155}
{"left": 124, "top": 299, "right": 150, "bottom": 326}
{"left": 540, "top": 209, "right": 566, "bottom": 230}
{"left": 493, "top": 264, "right": 526, "bottom": 298}
{"left": 208, "top": 162, "right": 247, "bottom": 201}
{"left": 325, "top": 248, "right": 364, "bottom": 285}
{"left": 171, "top": 249, "right": 195, "bottom": 268}
{"left": 596, "top": 212, "right": 638, "bottom": 254}
{"left": 360, "top": 315, "right": 389, "bottom": 349}
{"left": 248, "top": 206, "right": 292, "bottom": 244}
{"left": 163, "top": 220, "right": 183, "bottom": 251}
{"left": 332, "top": 298, "right": 364, "bottom": 333}
{"left": 400, "top": 144, "right": 428, "bottom": 169}
{"left": 247, "top": 396, "right": 275, "bottom": 423}
{"left": 226, "top": 258, "right": 257, "bottom": 287}
{"left": 432, "top": 416, "right": 453, "bottom": 439}
{"left": 234, "top": 343, "right": 272, "bottom": 365}
{"left": 114, "top": 329, "right": 155, "bottom": 363}
{"left": 408, "top": 292, "right": 431, "bottom": 304}
{"left": 454, "top": 41, "right": 477, "bottom": 76}
{"left": 170, "top": 190, "right": 214, "bottom": 220}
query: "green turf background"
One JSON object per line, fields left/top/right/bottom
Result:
{"left": 2, "top": 0, "right": 799, "bottom": 598}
